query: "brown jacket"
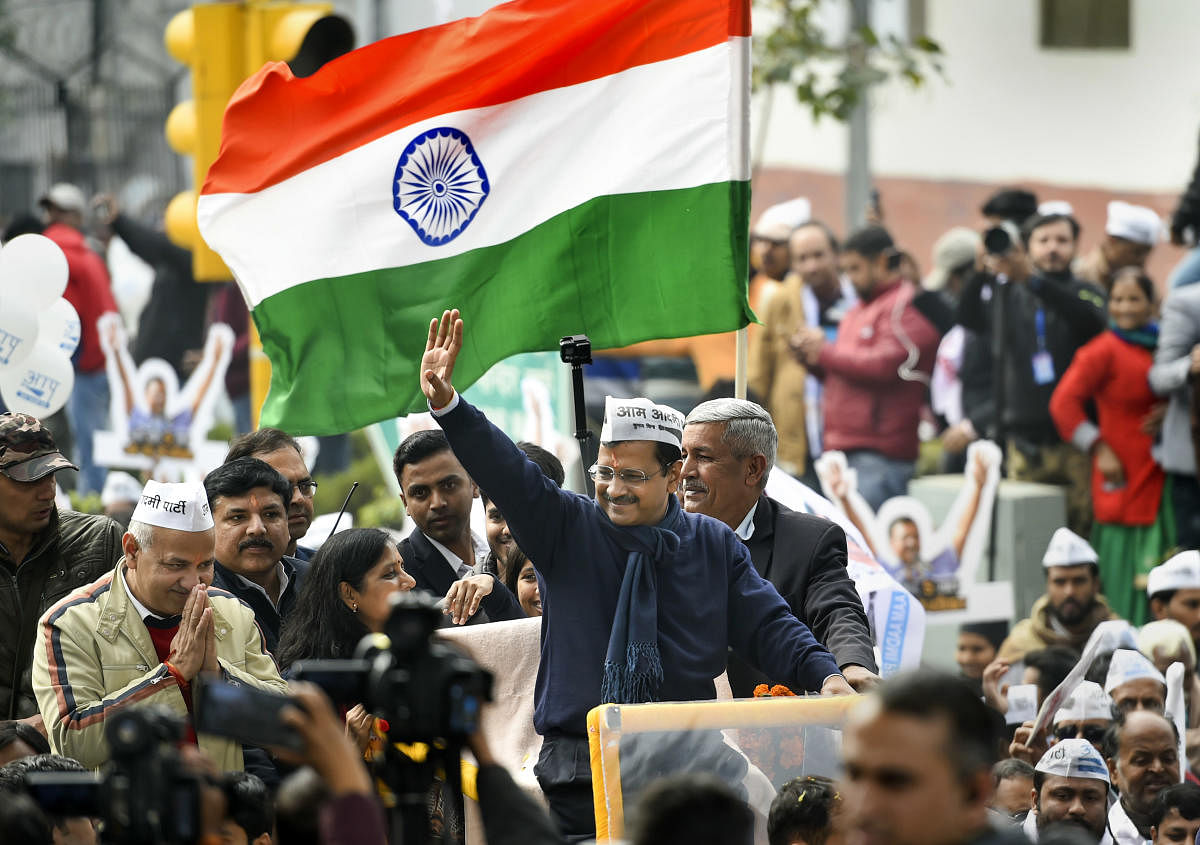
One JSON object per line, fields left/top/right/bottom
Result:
{"left": 749, "top": 273, "right": 810, "bottom": 473}
{"left": 996, "top": 593, "right": 1121, "bottom": 663}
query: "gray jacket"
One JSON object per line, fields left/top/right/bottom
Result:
{"left": 1149, "top": 284, "right": 1200, "bottom": 475}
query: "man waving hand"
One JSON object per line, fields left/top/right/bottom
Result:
{"left": 421, "top": 310, "right": 852, "bottom": 841}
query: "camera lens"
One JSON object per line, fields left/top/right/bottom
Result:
{"left": 983, "top": 226, "right": 1011, "bottom": 255}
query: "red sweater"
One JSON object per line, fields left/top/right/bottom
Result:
{"left": 816, "top": 279, "right": 941, "bottom": 461}
{"left": 42, "top": 223, "right": 117, "bottom": 374}
{"left": 1050, "top": 330, "right": 1164, "bottom": 525}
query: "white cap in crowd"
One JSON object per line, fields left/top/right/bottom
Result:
{"left": 752, "top": 197, "right": 812, "bottom": 242}
{"left": 1106, "top": 201, "right": 1163, "bottom": 246}
{"left": 1147, "top": 550, "right": 1200, "bottom": 599}
{"left": 38, "top": 183, "right": 88, "bottom": 214}
{"left": 1038, "top": 200, "right": 1075, "bottom": 217}
{"left": 601, "top": 397, "right": 685, "bottom": 449}
{"left": 1053, "top": 681, "right": 1113, "bottom": 725}
{"left": 1035, "top": 738, "right": 1110, "bottom": 784}
{"left": 100, "top": 471, "right": 144, "bottom": 509}
{"left": 130, "top": 480, "right": 214, "bottom": 533}
{"left": 1042, "top": 528, "right": 1098, "bottom": 568}
{"left": 1105, "top": 648, "right": 1166, "bottom": 694}
{"left": 924, "top": 227, "right": 980, "bottom": 292}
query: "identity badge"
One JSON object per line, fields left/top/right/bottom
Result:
{"left": 1032, "top": 351, "right": 1056, "bottom": 386}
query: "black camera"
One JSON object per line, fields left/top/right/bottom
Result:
{"left": 26, "top": 709, "right": 204, "bottom": 844}
{"left": 559, "top": 334, "right": 592, "bottom": 366}
{"left": 983, "top": 220, "right": 1021, "bottom": 255}
{"left": 292, "top": 591, "right": 492, "bottom": 742}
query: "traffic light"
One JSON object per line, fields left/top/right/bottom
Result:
{"left": 164, "top": 4, "right": 245, "bottom": 281}
{"left": 164, "top": 2, "right": 353, "bottom": 282}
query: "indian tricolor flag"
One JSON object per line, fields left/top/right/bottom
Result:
{"left": 199, "top": 0, "right": 752, "bottom": 434}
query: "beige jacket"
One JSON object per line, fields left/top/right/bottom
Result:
{"left": 749, "top": 273, "right": 810, "bottom": 473}
{"left": 32, "top": 561, "right": 287, "bottom": 771}
{"left": 996, "top": 593, "right": 1120, "bottom": 664}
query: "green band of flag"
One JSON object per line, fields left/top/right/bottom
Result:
{"left": 255, "top": 180, "right": 751, "bottom": 433}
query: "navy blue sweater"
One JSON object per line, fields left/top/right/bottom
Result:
{"left": 437, "top": 396, "right": 841, "bottom": 736}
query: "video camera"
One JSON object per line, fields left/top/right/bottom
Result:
{"left": 25, "top": 708, "right": 204, "bottom": 845}
{"left": 982, "top": 220, "right": 1021, "bottom": 255}
{"left": 293, "top": 591, "right": 493, "bottom": 743}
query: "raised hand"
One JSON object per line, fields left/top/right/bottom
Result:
{"left": 421, "top": 309, "right": 463, "bottom": 409}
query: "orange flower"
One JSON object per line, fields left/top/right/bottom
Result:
{"left": 770, "top": 684, "right": 796, "bottom": 697}
{"left": 753, "top": 684, "right": 771, "bottom": 697}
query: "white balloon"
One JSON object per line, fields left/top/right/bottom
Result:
{"left": 39, "top": 298, "right": 81, "bottom": 357}
{"left": 0, "top": 287, "right": 40, "bottom": 370}
{"left": 0, "top": 234, "right": 69, "bottom": 306}
{"left": 0, "top": 341, "right": 75, "bottom": 417}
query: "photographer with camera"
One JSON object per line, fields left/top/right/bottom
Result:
{"left": 31, "top": 480, "right": 288, "bottom": 772}
{"left": 957, "top": 212, "right": 1107, "bottom": 535}
{"left": 419, "top": 309, "right": 849, "bottom": 842}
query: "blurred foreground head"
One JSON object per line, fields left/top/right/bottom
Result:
{"left": 841, "top": 670, "right": 999, "bottom": 845}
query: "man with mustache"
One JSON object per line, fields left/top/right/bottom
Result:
{"left": 1024, "top": 739, "right": 1113, "bottom": 844}
{"left": 679, "top": 398, "right": 877, "bottom": 694}
{"left": 205, "top": 458, "right": 309, "bottom": 655}
{"left": 226, "top": 428, "right": 316, "bottom": 560}
{"left": 1105, "top": 711, "right": 1182, "bottom": 845}
{"left": 419, "top": 309, "right": 851, "bottom": 842}
{"left": 998, "top": 528, "right": 1119, "bottom": 664}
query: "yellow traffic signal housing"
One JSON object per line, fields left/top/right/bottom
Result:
{"left": 164, "top": 4, "right": 245, "bottom": 281}
{"left": 164, "top": 2, "right": 353, "bottom": 282}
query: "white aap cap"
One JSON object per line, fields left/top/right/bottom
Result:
{"left": 101, "top": 471, "right": 143, "bottom": 508}
{"left": 1147, "top": 550, "right": 1200, "bottom": 598}
{"left": 1105, "top": 648, "right": 1166, "bottom": 694}
{"left": 1035, "top": 738, "right": 1110, "bottom": 784}
{"left": 600, "top": 396, "right": 685, "bottom": 449}
{"left": 130, "top": 480, "right": 213, "bottom": 533}
{"left": 752, "top": 197, "right": 812, "bottom": 242}
{"left": 1038, "top": 200, "right": 1075, "bottom": 217}
{"left": 1054, "top": 681, "right": 1113, "bottom": 724}
{"left": 1042, "top": 527, "right": 1098, "bottom": 568}
{"left": 1106, "top": 201, "right": 1163, "bottom": 246}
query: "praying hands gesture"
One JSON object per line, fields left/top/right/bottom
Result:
{"left": 168, "top": 584, "right": 218, "bottom": 681}
{"left": 421, "top": 309, "right": 464, "bottom": 409}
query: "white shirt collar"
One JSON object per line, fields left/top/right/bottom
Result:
{"left": 120, "top": 564, "right": 168, "bottom": 622}
{"left": 1108, "top": 798, "right": 1148, "bottom": 845}
{"left": 232, "top": 560, "right": 289, "bottom": 609}
{"left": 734, "top": 503, "right": 758, "bottom": 541}
{"left": 426, "top": 530, "right": 488, "bottom": 578}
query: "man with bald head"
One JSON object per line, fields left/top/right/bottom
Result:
{"left": 31, "top": 480, "right": 287, "bottom": 770}
{"left": 1104, "top": 710, "right": 1182, "bottom": 845}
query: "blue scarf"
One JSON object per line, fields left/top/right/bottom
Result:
{"left": 1110, "top": 320, "right": 1159, "bottom": 350}
{"left": 597, "top": 493, "right": 682, "bottom": 704}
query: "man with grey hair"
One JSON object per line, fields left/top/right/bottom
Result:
{"left": 681, "top": 397, "right": 878, "bottom": 692}
{"left": 32, "top": 480, "right": 287, "bottom": 771}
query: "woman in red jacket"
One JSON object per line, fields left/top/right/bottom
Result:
{"left": 1050, "top": 267, "right": 1173, "bottom": 624}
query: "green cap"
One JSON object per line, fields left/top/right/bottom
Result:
{"left": 0, "top": 412, "right": 77, "bottom": 482}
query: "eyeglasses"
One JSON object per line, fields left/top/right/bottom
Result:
{"left": 296, "top": 480, "right": 319, "bottom": 497}
{"left": 1053, "top": 724, "right": 1108, "bottom": 745}
{"left": 587, "top": 464, "right": 666, "bottom": 486}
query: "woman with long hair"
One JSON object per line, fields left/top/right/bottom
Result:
{"left": 277, "top": 528, "right": 416, "bottom": 670}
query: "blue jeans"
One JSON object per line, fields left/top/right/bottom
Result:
{"left": 67, "top": 369, "right": 110, "bottom": 496}
{"left": 1169, "top": 246, "right": 1200, "bottom": 289}
{"left": 846, "top": 450, "right": 914, "bottom": 512}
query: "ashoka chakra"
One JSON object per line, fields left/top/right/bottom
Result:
{"left": 393, "top": 127, "right": 490, "bottom": 246}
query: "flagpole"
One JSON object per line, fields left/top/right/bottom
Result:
{"left": 735, "top": 326, "right": 748, "bottom": 400}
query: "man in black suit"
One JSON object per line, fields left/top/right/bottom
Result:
{"left": 681, "top": 398, "right": 878, "bottom": 693}
{"left": 393, "top": 430, "right": 523, "bottom": 625}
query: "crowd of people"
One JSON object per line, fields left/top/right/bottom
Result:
{"left": 4, "top": 168, "right": 1200, "bottom": 845}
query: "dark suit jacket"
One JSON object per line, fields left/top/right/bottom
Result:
{"left": 728, "top": 494, "right": 877, "bottom": 696}
{"left": 211, "top": 554, "right": 310, "bottom": 657}
{"left": 398, "top": 530, "right": 525, "bottom": 624}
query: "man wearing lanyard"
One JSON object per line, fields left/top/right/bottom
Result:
{"left": 956, "top": 212, "right": 1106, "bottom": 535}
